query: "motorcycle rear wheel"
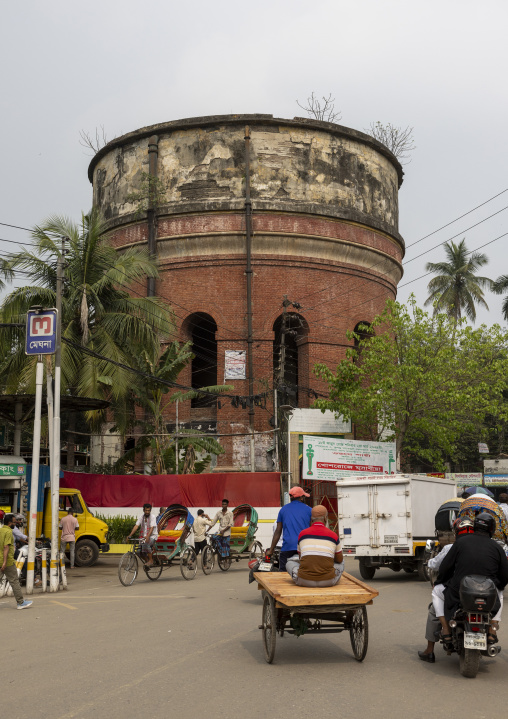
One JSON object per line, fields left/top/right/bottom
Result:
{"left": 459, "top": 648, "right": 480, "bottom": 678}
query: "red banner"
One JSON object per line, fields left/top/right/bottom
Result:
{"left": 62, "top": 471, "right": 281, "bottom": 508}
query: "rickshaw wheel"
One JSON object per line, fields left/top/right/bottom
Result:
{"left": 262, "top": 594, "right": 277, "bottom": 663}
{"left": 180, "top": 547, "right": 198, "bottom": 580}
{"left": 249, "top": 541, "right": 263, "bottom": 560}
{"left": 202, "top": 545, "right": 214, "bottom": 575}
{"left": 144, "top": 559, "right": 163, "bottom": 581}
{"left": 349, "top": 606, "right": 369, "bottom": 661}
{"left": 118, "top": 552, "right": 138, "bottom": 586}
{"left": 218, "top": 555, "right": 232, "bottom": 571}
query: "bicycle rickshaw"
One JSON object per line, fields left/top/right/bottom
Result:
{"left": 202, "top": 503, "right": 263, "bottom": 574}
{"left": 118, "top": 504, "right": 197, "bottom": 586}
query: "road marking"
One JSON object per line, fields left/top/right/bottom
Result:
{"left": 50, "top": 601, "right": 78, "bottom": 610}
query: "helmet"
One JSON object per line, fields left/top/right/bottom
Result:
{"left": 473, "top": 512, "right": 496, "bottom": 537}
{"left": 0, "top": 510, "right": 4, "bottom": 522}
{"left": 454, "top": 517, "right": 474, "bottom": 535}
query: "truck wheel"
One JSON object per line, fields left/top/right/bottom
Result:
{"left": 417, "top": 558, "right": 430, "bottom": 582}
{"left": 359, "top": 558, "right": 376, "bottom": 580}
{"left": 75, "top": 540, "right": 100, "bottom": 567}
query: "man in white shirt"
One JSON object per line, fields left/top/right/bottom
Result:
{"left": 209, "top": 499, "right": 234, "bottom": 557}
{"left": 498, "top": 493, "right": 508, "bottom": 524}
{"left": 193, "top": 510, "right": 212, "bottom": 555}
{"left": 128, "top": 503, "right": 158, "bottom": 567}
{"left": 418, "top": 518, "right": 474, "bottom": 663}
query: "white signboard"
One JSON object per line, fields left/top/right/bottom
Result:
{"left": 288, "top": 408, "right": 351, "bottom": 435}
{"left": 446, "top": 472, "right": 483, "bottom": 487}
{"left": 224, "top": 350, "right": 246, "bottom": 380}
{"left": 478, "top": 443, "right": 489, "bottom": 454}
{"left": 302, "top": 435, "right": 396, "bottom": 481}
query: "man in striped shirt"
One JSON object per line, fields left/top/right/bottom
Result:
{"left": 286, "top": 505, "right": 344, "bottom": 587}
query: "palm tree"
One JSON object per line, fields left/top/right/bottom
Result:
{"left": 113, "top": 341, "right": 232, "bottom": 474}
{"left": 424, "top": 239, "right": 492, "bottom": 323}
{"left": 492, "top": 275, "right": 508, "bottom": 322}
{"left": 0, "top": 210, "right": 170, "bottom": 426}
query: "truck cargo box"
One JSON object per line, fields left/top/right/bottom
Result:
{"left": 336, "top": 474, "right": 457, "bottom": 580}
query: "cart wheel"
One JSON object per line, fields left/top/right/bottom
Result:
{"left": 349, "top": 606, "right": 368, "bottom": 661}
{"left": 118, "top": 552, "right": 138, "bottom": 586}
{"left": 249, "top": 541, "right": 264, "bottom": 560}
{"left": 218, "top": 555, "right": 232, "bottom": 571}
{"left": 144, "top": 559, "right": 163, "bottom": 581}
{"left": 262, "top": 594, "right": 277, "bottom": 663}
{"left": 180, "top": 547, "right": 198, "bottom": 580}
{"left": 202, "top": 545, "right": 214, "bottom": 575}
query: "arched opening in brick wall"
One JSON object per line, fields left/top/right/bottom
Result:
{"left": 183, "top": 313, "right": 218, "bottom": 408}
{"left": 273, "top": 313, "right": 309, "bottom": 407}
{"left": 353, "top": 321, "right": 373, "bottom": 365}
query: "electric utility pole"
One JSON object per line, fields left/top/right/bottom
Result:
{"left": 50, "top": 238, "right": 66, "bottom": 592}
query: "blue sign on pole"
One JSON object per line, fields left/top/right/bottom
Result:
{"left": 25, "top": 308, "right": 58, "bottom": 355}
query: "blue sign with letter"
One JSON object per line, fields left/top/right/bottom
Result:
{"left": 25, "top": 308, "right": 58, "bottom": 355}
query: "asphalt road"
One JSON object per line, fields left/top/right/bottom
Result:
{"left": 3, "top": 557, "right": 506, "bottom": 719}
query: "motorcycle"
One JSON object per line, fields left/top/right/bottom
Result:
{"left": 18, "top": 538, "right": 52, "bottom": 586}
{"left": 442, "top": 574, "right": 501, "bottom": 678}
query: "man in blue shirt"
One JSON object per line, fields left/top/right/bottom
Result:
{"left": 266, "top": 486, "right": 312, "bottom": 571}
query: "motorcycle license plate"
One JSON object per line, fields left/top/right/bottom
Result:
{"left": 464, "top": 632, "right": 487, "bottom": 650}
{"left": 258, "top": 562, "right": 272, "bottom": 572}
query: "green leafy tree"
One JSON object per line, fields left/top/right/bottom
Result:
{"left": 0, "top": 210, "right": 170, "bottom": 427}
{"left": 314, "top": 297, "right": 508, "bottom": 469}
{"left": 424, "top": 238, "right": 492, "bottom": 323}
{"left": 113, "top": 341, "right": 232, "bottom": 474}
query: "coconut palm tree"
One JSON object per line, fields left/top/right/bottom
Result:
{"left": 424, "top": 239, "right": 492, "bottom": 323}
{"left": 113, "top": 340, "right": 232, "bottom": 474}
{"left": 0, "top": 210, "right": 171, "bottom": 426}
{"left": 492, "top": 275, "right": 508, "bottom": 322}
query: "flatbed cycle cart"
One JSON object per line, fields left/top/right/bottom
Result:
{"left": 202, "top": 503, "right": 263, "bottom": 574}
{"left": 118, "top": 504, "right": 197, "bottom": 586}
{"left": 254, "top": 571, "right": 379, "bottom": 663}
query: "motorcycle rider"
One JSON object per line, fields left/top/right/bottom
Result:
{"left": 418, "top": 518, "right": 474, "bottom": 663}
{"left": 436, "top": 512, "right": 508, "bottom": 648}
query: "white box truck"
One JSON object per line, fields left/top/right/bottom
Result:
{"left": 336, "top": 474, "right": 457, "bottom": 580}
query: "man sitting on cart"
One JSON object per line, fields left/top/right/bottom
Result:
{"left": 286, "top": 505, "right": 344, "bottom": 588}
{"left": 209, "top": 499, "right": 234, "bottom": 558}
{"left": 127, "top": 503, "right": 158, "bottom": 567}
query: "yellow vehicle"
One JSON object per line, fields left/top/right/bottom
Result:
{"left": 38, "top": 487, "right": 110, "bottom": 567}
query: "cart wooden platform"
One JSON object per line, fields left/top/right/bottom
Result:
{"left": 254, "top": 571, "right": 379, "bottom": 663}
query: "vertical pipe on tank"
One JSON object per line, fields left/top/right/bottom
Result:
{"left": 244, "top": 126, "right": 255, "bottom": 472}
{"left": 147, "top": 135, "right": 159, "bottom": 297}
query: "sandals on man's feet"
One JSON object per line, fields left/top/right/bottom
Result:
{"left": 487, "top": 633, "right": 498, "bottom": 645}
{"left": 441, "top": 633, "right": 454, "bottom": 651}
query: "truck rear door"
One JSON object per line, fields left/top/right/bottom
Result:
{"left": 375, "top": 481, "right": 410, "bottom": 546}
{"left": 337, "top": 484, "right": 373, "bottom": 548}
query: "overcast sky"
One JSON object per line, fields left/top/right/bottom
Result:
{"left": 1, "top": 0, "right": 507, "bottom": 327}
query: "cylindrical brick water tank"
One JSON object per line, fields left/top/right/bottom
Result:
{"left": 89, "top": 114, "right": 404, "bottom": 471}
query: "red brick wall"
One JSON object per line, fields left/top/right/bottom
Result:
{"left": 108, "top": 212, "right": 402, "bottom": 469}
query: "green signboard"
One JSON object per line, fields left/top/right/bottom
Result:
{"left": 0, "top": 464, "right": 26, "bottom": 478}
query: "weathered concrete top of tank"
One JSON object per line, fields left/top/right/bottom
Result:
{"left": 87, "top": 113, "right": 404, "bottom": 186}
